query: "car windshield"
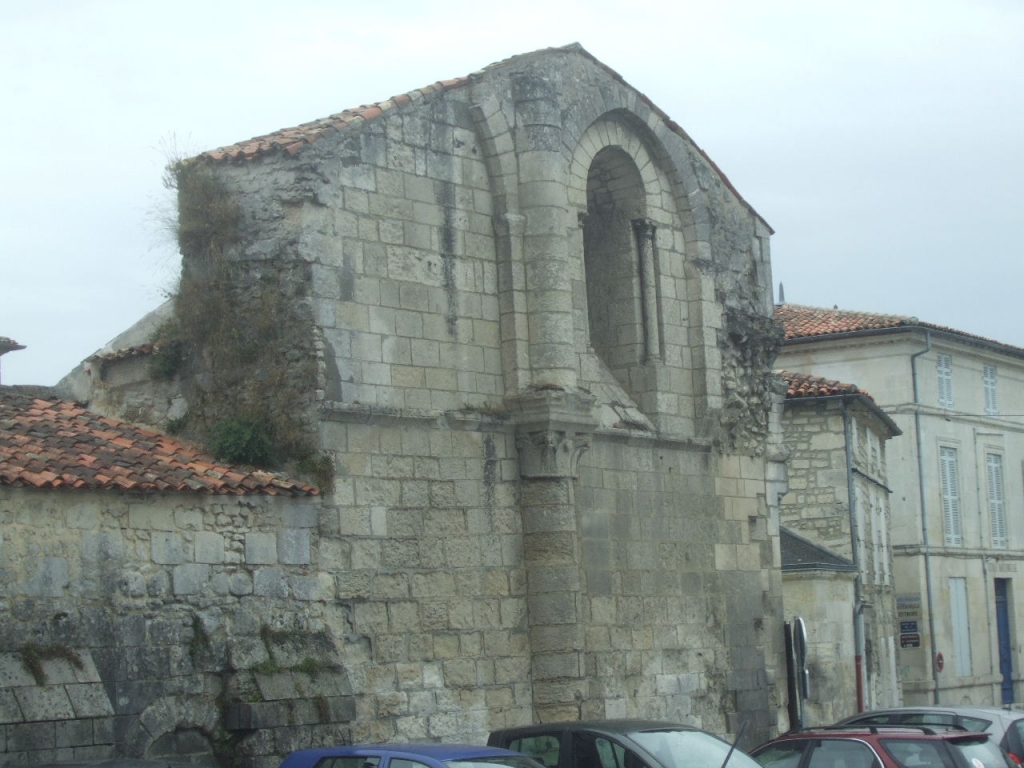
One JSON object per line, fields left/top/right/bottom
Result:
{"left": 448, "top": 758, "right": 546, "bottom": 768}
{"left": 947, "top": 736, "right": 1013, "bottom": 768}
{"left": 630, "top": 729, "right": 761, "bottom": 768}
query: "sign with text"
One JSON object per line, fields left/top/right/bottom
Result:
{"left": 897, "top": 594, "right": 924, "bottom": 653}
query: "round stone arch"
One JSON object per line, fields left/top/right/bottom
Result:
{"left": 123, "top": 694, "right": 222, "bottom": 762}
{"left": 568, "top": 112, "right": 689, "bottom": 403}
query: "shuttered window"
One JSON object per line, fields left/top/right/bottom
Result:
{"left": 937, "top": 353, "right": 954, "bottom": 409}
{"left": 940, "top": 446, "right": 962, "bottom": 546}
{"left": 949, "top": 577, "right": 972, "bottom": 676}
{"left": 987, "top": 453, "right": 1007, "bottom": 548}
{"left": 983, "top": 364, "right": 998, "bottom": 415}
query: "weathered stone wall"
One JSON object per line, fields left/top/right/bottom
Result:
{"left": 0, "top": 488, "right": 356, "bottom": 768}
{"left": 780, "top": 572, "right": 856, "bottom": 726}
{"left": 779, "top": 398, "right": 901, "bottom": 718}
{"left": 26, "top": 45, "right": 788, "bottom": 763}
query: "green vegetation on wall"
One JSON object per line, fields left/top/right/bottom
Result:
{"left": 158, "top": 158, "right": 322, "bottom": 473}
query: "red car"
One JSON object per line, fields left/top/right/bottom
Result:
{"left": 750, "top": 725, "right": 1014, "bottom": 768}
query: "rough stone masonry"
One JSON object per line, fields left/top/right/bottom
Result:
{"left": 3, "top": 44, "right": 788, "bottom": 767}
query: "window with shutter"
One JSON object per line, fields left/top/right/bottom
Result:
{"left": 949, "top": 576, "right": 972, "bottom": 676}
{"left": 987, "top": 453, "right": 1007, "bottom": 548}
{"left": 937, "top": 354, "right": 954, "bottom": 409}
{"left": 940, "top": 446, "right": 962, "bottom": 545}
{"left": 983, "top": 364, "right": 998, "bottom": 416}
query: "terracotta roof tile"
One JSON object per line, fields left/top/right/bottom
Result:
{"left": 776, "top": 303, "right": 1024, "bottom": 355}
{"left": 192, "top": 44, "right": 766, "bottom": 226}
{"left": 88, "top": 343, "right": 158, "bottom": 362}
{"left": 778, "top": 370, "right": 866, "bottom": 400}
{"left": 0, "top": 389, "right": 317, "bottom": 496}
{"left": 775, "top": 304, "right": 915, "bottom": 339}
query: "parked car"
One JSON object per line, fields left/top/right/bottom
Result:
{"left": 278, "top": 744, "right": 548, "bottom": 768}
{"left": 487, "top": 719, "right": 761, "bottom": 768}
{"left": 834, "top": 707, "right": 1024, "bottom": 765}
{"left": 750, "top": 724, "right": 1014, "bottom": 768}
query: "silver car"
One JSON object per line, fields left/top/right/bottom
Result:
{"left": 835, "top": 707, "right": 1024, "bottom": 765}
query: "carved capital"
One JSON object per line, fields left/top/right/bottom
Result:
{"left": 516, "top": 429, "right": 591, "bottom": 478}
{"left": 507, "top": 388, "right": 597, "bottom": 479}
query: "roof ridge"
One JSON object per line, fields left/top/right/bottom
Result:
{"left": 192, "top": 43, "right": 765, "bottom": 225}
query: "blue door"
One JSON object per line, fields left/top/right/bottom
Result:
{"left": 995, "top": 579, "right": 1014, "bottom": 704}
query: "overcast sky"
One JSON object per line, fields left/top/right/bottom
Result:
{"left": 2, "top": 0, "right": 1022, "bottom": 386}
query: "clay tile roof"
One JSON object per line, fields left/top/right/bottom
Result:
{"left": 194, "top": 43, "right": 765, "bottom": 226}
{"left": 776, "top": 303, "right": 1024, "bottom": 356}
{"left": 778, "top": 370, "right": 865, "bottom": 400}
{"left": 199, "top": 78, "right": 471, "bottom": 163}
{"left": 777, "top": 370, "right": 901, "bottom": 436}
{"left": 775, "top": 303, "right": 915, "bottom": 340}
{"left": 0, "top": 389, "right": 317, "bottom": 496}
{"left": 88, "top": 343, "right": 159, "bottom": 363}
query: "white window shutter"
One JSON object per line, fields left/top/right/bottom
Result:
{"left": 987, "top": 453, "right": 1006, "bottom": 548}
{"left": 940, "top": 446, "right": 962, "bottom": 546}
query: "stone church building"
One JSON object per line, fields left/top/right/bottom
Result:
{"left": 3, "top": 45, "right": 788, "bottom": 766}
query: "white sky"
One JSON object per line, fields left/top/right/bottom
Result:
{"left": 2, "top": 0, "right": 1022, "bottom": 386}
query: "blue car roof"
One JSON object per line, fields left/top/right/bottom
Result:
{"left": 282, "top": 744, "right": 528, "bottom": 765}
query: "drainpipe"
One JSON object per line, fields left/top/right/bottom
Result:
{"left": 842, "top": 398, "right": 866, "bottom": 712}
{"left": 911, "top": 331, "right": 941, "bottom": 703}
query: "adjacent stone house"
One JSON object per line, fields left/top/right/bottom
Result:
{"left": 777, "top": 371, "right": 902, "bottom": 726}
{"left": 5, "top": 44, "right": 790, "bottom": 766}
{"left": 776, "top": 303, "right": 1024, "bottom": 708}
{"left": 0, "top": 389, "right": 326, "bottom": 767}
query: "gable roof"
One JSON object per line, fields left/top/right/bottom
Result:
{"left": 778, "top": 370, "right": 901, "bottom": 437}
{"left": 196, "top": 43, "right": 765, "bottom": 228}
{"left": 0, "top": 389, "right": 316, "bottom": 496}
{"left": 780, "top": 527, "right": 856, "bottom": 573}
{"left": 776, "top": 303, "right": 1024, "bottom": 358}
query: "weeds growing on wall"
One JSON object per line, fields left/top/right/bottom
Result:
{"left": 160, "top": 157, "right": 320, "bottom": 473}
{"left": 20, "top": 643, "right": 83, "bottom": 685}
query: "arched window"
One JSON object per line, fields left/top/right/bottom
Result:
{"left": 583, "top": 146, "right": 657, "bottom": 396}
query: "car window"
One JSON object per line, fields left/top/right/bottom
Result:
{"left": 947, "top": 737, "right": 1013, "bottom": 768}
{"left": 957, "top": 717, "right": 991, "bottom": 733}
{"left": 629, "top": 728, "right": 761, "bottom": 768}
{"left": 752, "top": 741, "right": 806, "bottom": 768}
{"left": 317, "top": 758, "right": 382, "bottom": 768}
{"left": 391, "top": 760, "right": 431, "bottom": 768}
{"left": 571, "top": 731, "right": 643, "bottom": 768}
{"left": 879, "top": 739, "right": 950, "bottom": 768}
{"left": 806, "top": 739, "right": 880, "bottom": 768}
{"left": 902, "top": 715, "right": 958, "bottom": 727}
{"left": 507, "top": 734, "right": 562, "bottom": 768}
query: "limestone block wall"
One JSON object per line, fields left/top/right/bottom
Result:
{"left": 780, "top": 399, "right": 901, "bottom": 714}
{"left": 314, "top": 412, "right": 534, "bottom": 742}
{"left": 0, "top": 488, "right": 358, "bottom": 768}
{"left": 780, "top": 572, "right": 856, "bottom": 726}
{"left": 576, "top": 442, "right": 781, "bottom": 738}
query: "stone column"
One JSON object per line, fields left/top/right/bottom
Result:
{"left": 509, "top": 389, "right": 596, "bottom": 721}
{"left": 633, "top": 218, "right": 661, "bottom": 363}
